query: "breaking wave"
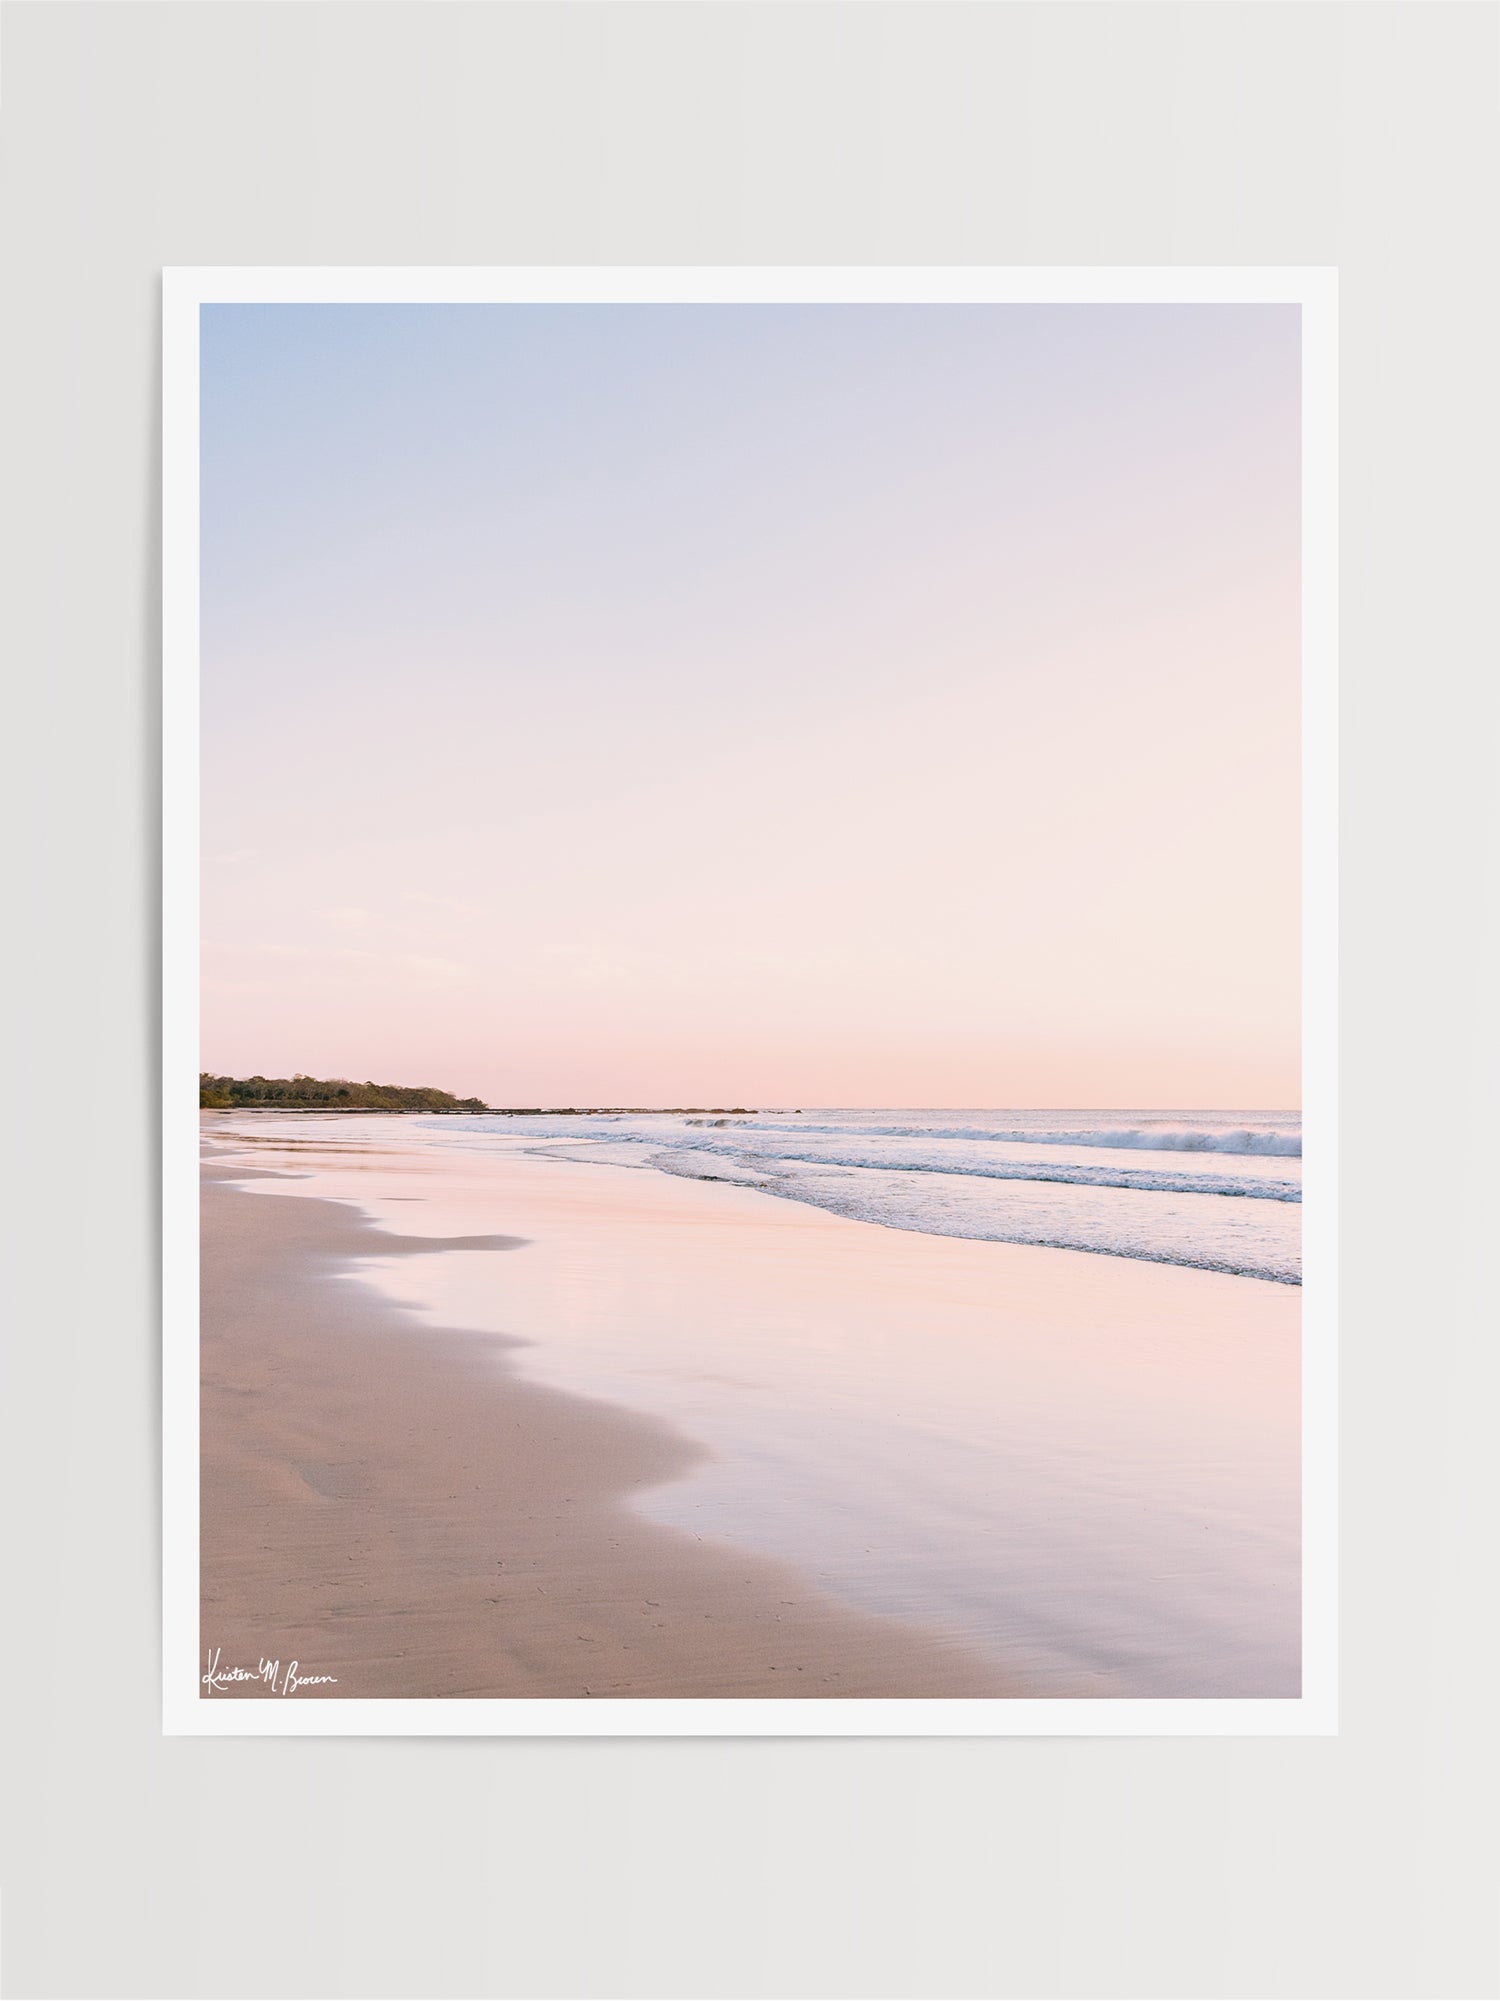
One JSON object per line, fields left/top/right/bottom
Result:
{"left": 422, "top": 1107, "right": 1303, "bottom": 1283}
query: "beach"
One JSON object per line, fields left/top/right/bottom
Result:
{"left": 200, "top": 1115, "right": 1301, "bottom": 1700}
{"left": 201, "top": 1165, "right": 1012, "bottom": 1698}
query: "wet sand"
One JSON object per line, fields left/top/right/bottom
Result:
{"left": 200, "top": 1168, "right": 1013, "bottom": 1699}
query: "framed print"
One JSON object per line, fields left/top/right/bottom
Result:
{"left": 163, "top": 266, "right": 1336, "bottom": 1735}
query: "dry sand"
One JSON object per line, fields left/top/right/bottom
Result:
{"left": 200, "top": 1167, "right": 1013, "bottom": 1699}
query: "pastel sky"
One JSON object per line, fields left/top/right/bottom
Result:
{"left": 201, "top": 303, "right": 1300, "bottom": 1109}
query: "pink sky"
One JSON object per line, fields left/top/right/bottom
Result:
{"left": 201, "top": 304, "right": 1299, "bottom": 1107}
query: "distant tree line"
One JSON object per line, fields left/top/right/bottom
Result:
{"left": 199, "top": 1072, "right": 490, "bottom": 1113}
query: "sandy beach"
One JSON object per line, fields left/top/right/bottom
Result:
{"left": 200, "top": 1165, "right": 1013, "bottom": 1698}
{"left": 200, "top": 1117, "right": 1301, "bottom": 1701}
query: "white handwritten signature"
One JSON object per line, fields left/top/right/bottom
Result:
{"left": 202, "top": 1647, "right": 338, "bottom": 1696}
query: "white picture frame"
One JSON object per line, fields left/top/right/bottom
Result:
{"left": 163, "top": 264, "right": 1338, "bottom": 1737}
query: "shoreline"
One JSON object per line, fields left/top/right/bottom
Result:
{"left": 200, "top": 1166, "right": 1015, "bottom": 1699}
{"left": 202, "top": 1104, "right": 1301, "bottom": 1287}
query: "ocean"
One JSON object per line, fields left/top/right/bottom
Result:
{"left": 413, "top": 1107, "right": 1302, "bottom": 1284}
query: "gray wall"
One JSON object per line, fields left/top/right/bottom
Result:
{"left": 2, "top": 4, "right": 1497, "bottom": 1997}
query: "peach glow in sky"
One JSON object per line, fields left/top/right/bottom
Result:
{"left": 201, "top": 305, "right": 1299, "bottom": 1108}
